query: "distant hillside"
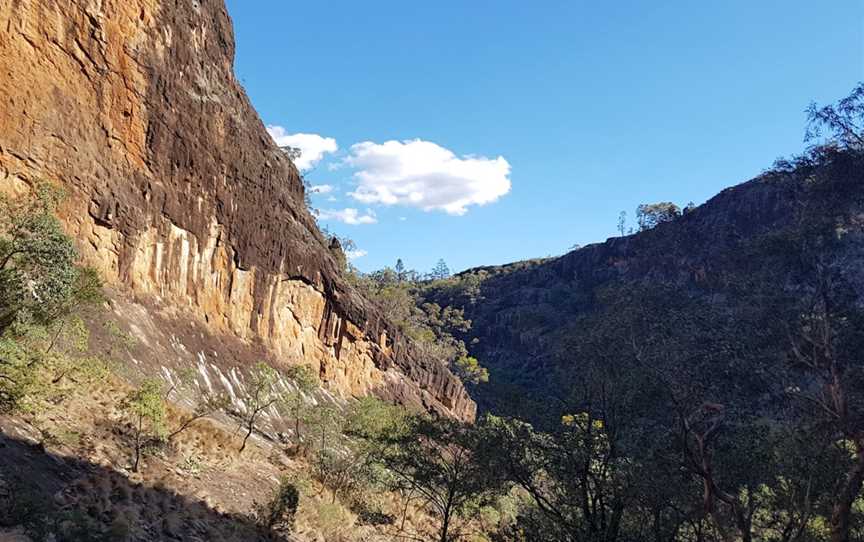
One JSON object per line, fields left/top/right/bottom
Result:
{"left": 428, "top": 148, "right": 864, "bottom": 420}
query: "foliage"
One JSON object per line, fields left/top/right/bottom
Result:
{"left": 348, "top": 260, "right": 489, "bottom": 388}
{"left": 306, "top": 397, "right": 406, "bottom": 517}
{"left": 636, "top": 201, "right": 681, "bottom": 231}
{"left": 254, "top": 475, "right": 300, "bottom": 535}
{"left": 313, "top": 447, "right": 379, "bottom": 507}
{"left": 283, "top": 363, "right": 318, "bottom": 443}
{"left": 431, "top": 259, "right": 451, "bottom": 280}
{"left": 454, "top": 355, "right": 489, "bottom": 385}
{"left": 0, "top": 182, "right": 91, "bottom": 330}
{"left": 122, "top": 379, "right": 167, "bottom": 472}
{"left": 781, "top": 266, "right": 864, "bottom": 541}
{"left": 345, "top": 396, "right": 407, "bottom": 441}
{"left": 805, "top": 82, "right": 864, "bottom": 150}
{"left": 0, "top": 181, "right": 104, "bottom": 413}
{"left": 772, "top": 82, "right": 864, "bottom": 175}
{"left": 237, "top": 362, "right": 285, "bottom": 454}
{"left": 285, "top": 363, "right": 318, "bottom": 390}
{"left": 480, "top": 413, "right": 632, "bottom": 542}
{"left": 309, "top": 404, "right": 342, "bottom": 451}
{"left": 375, "top": 415, "right": 505, "bottom": 542}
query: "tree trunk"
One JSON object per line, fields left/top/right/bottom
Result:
{"left": 736, "top": 512, "right": 752, "bottom": 542}
{"left": 831, "top": 446, "right": 864, "bottom": 542}
{"left": 606, "top": 500, "right": 624, "bottom": 542}
{"left": 652, "top": 509, "right": 662, "bottom": 542}
{"left": 439, "top": 509, "right": 450, "bottom": 542}
{"left": 239, "top": 418, "right": 254, "bottom": 454}
{"left": 132, "top": 415, "right": 142, "bottom": 472}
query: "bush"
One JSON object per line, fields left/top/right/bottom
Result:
{"left": 0, "top": 181, "right": 103, "bottom": 413}
{"left": 254, "top": 476, "right": 300, "bottom": 535}
{"left": 121, "top": 379, "right": 167, "bottom": 472}
{"left": 353, "top": 504, "right": 394, "bottom": 526}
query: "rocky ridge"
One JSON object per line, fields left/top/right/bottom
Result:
{"left": 429, "top": 151, "right": 864, "bottom": 416}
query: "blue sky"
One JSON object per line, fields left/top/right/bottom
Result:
{"left": 225, "top": 0, "right": 863, "bottom": 274}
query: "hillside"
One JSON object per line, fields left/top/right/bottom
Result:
{"left": 428, "top": 148, "right": 864, "bottom": 419}
{"left": 0, "top": 0, "right": 473, "bottom": 421}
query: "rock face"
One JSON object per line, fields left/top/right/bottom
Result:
{"left": 0, "top": 0, "right": 474, "bottom": 421}
{"left": 427, "top": 152, "right": 864, "bottom": 417}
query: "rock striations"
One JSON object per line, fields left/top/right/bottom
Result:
{"left": 0, "top": 0, "right": 475, "bottom": 421}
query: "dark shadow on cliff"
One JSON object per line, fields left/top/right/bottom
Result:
{"left": 0, "top": 430, "right": 284, "bottom": 542}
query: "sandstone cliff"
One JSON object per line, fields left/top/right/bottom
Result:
{"left": 0, "top": 0, "right": 474, "bottom": 421}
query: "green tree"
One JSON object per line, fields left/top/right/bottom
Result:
{"left": 454, "top": 355, "right": 489, "bottom": 385}
{"left": 122, "top": 379, "right": 167, "bottom": 472}
{"left": 431, "top": 259, "right": 451, "bottom": 280}
{"left": 377, "top": 416, "right": 503, "bottom": 542}
{"left": 254, "top": 475, "right": 300, "bottom": 535}
{"left": 309, "top": 403, "right": 342, "bottom": 451}
{"left": 481, "top": 412, "right": 635, "bottom": 542}
{"left": 237, "top": 362, "right": 285, "bottom": 454}
{"left": 636, "top": 202, "right": 680, "bottom": 231}
{"left": 313, "top": 397, "right": 405, "bottom": 510}
{"left": 283, "top": 363, "right": 318, "bottom": 443}
{"left": 0, "top": 182, "right": 81, "bottom": 331}
{"left": 0, "top": 182, "right": 103, "bottom": 412}
{"left": 345, "top": 396, "right": 406, "bottom": 441}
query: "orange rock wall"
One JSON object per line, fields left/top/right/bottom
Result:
{"left": 0, "top": 0, "right": 475, "bottom": 421}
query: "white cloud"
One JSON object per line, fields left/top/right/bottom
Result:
{"left": 317, "top": 208, "right": 377, "bottom": 225}
{"left": 266, "top": 125, "right": 338, "bottom": 171}
{"left": 310, "top": 184, "right": 334, "bottom": 194}
{"left": 345, "top": 249, "right": 367, "bottom": 260}
{"left": 345, "top": 139, "right": 511, "bottom": 215}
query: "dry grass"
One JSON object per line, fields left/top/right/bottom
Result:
{"left": 2, "top": 372, "right": 441, "bottom": 542}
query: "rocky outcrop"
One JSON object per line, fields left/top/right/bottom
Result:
{"left": 428, "top": 151, "right": 864, "bottom": 417}
{"left": 0, "top": 0, "right": 474, "bottom": 421}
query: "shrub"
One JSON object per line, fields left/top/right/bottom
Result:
{"left": 121, "top": 379, "right": 167, "bottom": 472}
{"left": 0, "top": 181, "right": 103, "bottom": 413}
{"left": 254, "top": 476, "right": 300, "bottom": 535}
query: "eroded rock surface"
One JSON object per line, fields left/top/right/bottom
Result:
{"left": 0, "top": 0, "right": 474, "bottom": 421}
